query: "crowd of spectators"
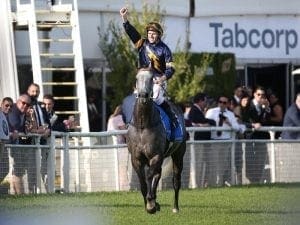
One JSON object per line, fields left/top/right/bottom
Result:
{"left": 0, "top": 83, "right": 78, "bottom": 194}
{"left": 184, "top": 85, "right": 299, "bottom": 140}
{"left": 183, "top": 85, "right": 300, "bottom": 187}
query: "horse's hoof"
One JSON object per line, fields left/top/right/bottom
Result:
{"left": 146, "top": 200, "right": 157, "bottom": 214}
{"left": 172, "top": 208, "right": 179, "bottom": 213}
{"left": 146, "top": 207, "right": 157, "bottom": 214}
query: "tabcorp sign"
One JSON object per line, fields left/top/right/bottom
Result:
{"left": 190, "top": 16, "right": 300, "bottom": 59}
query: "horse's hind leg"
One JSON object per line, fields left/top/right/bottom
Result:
{"left": 171, "top": 144, "right": 186, "bottom": 213}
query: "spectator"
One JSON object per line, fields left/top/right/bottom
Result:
{"left": 26, "top": 83, "right": 50, "bottom": 137}
{"left": 281, "top": 93, "right": 300, "bottom": 139}
{"left": 206, "top": 96, "right": 240, "bottom": 139}
{"left": 244, "top": 86, "right": 253, "bottom": 98}
{"left": 266, "top": 90, "right": 283, "bottom": 125}
{"left": 248, "top": 86, "right": 271, "bottom": 139}
{"left": 43, "top": 94, "right": 66, "bottom": 132}
{"left": 26, "top": 83, "right": 51, "bottom": 193}
{"left": 188, "top": 93, "right": 215, "bottom": 187}
{"left": 266, "top": 90, "right": 284, "bottom": 138}
{"left": 1, "top": 97, "right": 13, "bottom": 116}
{"left": 230, "top": 85, "right": 244, "bottom": 109}
{"left": 181, "top": 101, "right": 192, "bottom": 127}
{"left": 205, "top": 95, "right": 240, "bottom": 186}
{"left": 246, "top": 86, "right": 271, "bottom": 183}
{"left": 108, "top": 104, "right": 129, "bottom": 190}
{"left": 63, "top": 115, "right": 79, "bottom": 132}
{"left": 107, "top": 105, "right": 126, "bottom": 144}
{"left": 0, "top": 97, "right": 14, "bottom": 192}
{"left": 234, "top": 93, "right": 262, "bottom": 135}
{"left": 188, "top": 92, "right": 215, "bottom": 140}
{"left": 87, "top": 92, "right": 102, "bottom": 132}
{"left": 0, "top": 97, "right": 16, "bottom": 140}
{"left": 234, "top": 94, "right": 251, "bottom": 126}
{"left": 7, "top": 94, "right": 32, "bottom": 194}
{"left": 233, "top": 93, "right": 260, "bottom": 184}
{"left": 7, "top": 95, "right": 31, "bottom": 142}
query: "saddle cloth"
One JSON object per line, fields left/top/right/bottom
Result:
{"left": 155, "top": 104, "right": 184, "bottom": 142}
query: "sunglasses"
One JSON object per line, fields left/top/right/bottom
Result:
{"left": 218, "top": 101, "right": 228, "bottom": 104}
{"left": 20, "top": 100, "right": 30, "bottom": 107}
{"left": 4, "top": 104, "right": 12, "bottom": 108}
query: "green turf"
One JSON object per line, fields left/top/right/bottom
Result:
{"left": 0, "top": 184, "right": 299, "bottom": 225}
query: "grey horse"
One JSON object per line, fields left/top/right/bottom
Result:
{"left": 126, "top": 68, "right": 186, "bottom": 214}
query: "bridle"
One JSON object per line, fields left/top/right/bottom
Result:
{"left": 135, "top": 69, "right": 154, "bottom": 101}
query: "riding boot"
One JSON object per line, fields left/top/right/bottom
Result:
{"left": 160, "top": 101, "right": 178, "bottom": 128}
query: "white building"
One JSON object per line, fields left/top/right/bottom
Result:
{"left": 2, "top": 0, "right": 300, "bottom": 128}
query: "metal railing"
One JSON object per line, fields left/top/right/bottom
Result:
{"left": 1, "top": 126, "right": 300, "bottom": 194}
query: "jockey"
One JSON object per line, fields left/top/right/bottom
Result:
{"left": 120, "top": 7, "right": 178, "bottom": 127}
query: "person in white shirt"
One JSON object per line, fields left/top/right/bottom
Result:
{"left": 107, "top": 105, "right": 126, "bottom": 144}
{"left": 205, "top": 95, "right": 240, "bottom": 187}
{"left": 206, "top": 96, "right": 240, "bottom": 140}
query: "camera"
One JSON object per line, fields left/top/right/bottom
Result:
{"left": 219, "top": 113, "right": 227, "bottom": 120}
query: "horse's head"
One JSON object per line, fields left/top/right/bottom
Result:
{"left": 136, "top": 68, "right": 154, "bottom": 99}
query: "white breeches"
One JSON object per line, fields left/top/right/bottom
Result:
{"left": 152, "top": 82, "right": 167, "bottom": 105}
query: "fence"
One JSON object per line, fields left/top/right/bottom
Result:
{"left": 0, "top": 126, "right": 300, "bottom": 194}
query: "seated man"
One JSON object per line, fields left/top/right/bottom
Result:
{"left": 120, "top": 7, "right": 177, "bottom": 128}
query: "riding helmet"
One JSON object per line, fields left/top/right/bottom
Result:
{"left": 146, "top": 22, "right": 163, "bottom": 36}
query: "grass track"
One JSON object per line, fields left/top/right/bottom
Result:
{"left": 0, "top": 184, "right": 299, "bottom": 225}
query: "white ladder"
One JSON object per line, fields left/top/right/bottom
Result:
{"left": 16, "top": 0, "right": 89, "bottom": 132}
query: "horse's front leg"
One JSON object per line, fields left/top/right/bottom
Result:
{"left": 131, "top": 157, "right": 147, "bottom": 207}
{"left": 146, "top": 155, "right": 163, "bottom": 214}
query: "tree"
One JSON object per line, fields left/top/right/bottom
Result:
{"left": 168, "top": 51, "right": 214, "bottom": 103}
